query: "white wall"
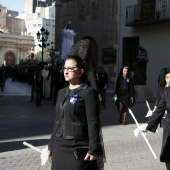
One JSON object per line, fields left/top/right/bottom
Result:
{"left": 26, "top": 4, "right": 55, "bottom": 54}
{"left": 137, "top": 25, "right": 170, "bottom": 94}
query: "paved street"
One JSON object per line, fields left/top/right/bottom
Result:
{"left": 0, "top": 79, "right": 167, "bottom": 170}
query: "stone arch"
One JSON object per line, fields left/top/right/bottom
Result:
{"left": 82, "top": 36, "right": 98, "bottom": 71}
{"left": 4, "top": 51, "right": 16, "bottom": 65}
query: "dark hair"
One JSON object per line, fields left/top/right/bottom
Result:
{"left": 65, "top": 55, "right": 87, "bottom": 83}
{"left": 66, "top": 24, "right": 72, "bottom": 29}
{"left": 158, "top": 67, "right": 170, "bottom": 88}
{"left": 65, "top": 55, "right": 85, "bottom": 69}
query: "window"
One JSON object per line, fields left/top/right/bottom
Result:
{"left": 46, "top": 22, "right": 51, "bottom": 26}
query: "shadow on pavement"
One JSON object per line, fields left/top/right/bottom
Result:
{"left": 0, "top": 95, "right": 55, "bottom": 141}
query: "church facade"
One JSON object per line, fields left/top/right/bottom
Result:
{"left": 0, "top": 33, "right": 34, "bottom": 65}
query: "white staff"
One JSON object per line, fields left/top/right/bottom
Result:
{"left": 23, "top": 141, "right": 50, "bottom": 166}
{"left": 145, "top": 100, "right": 158, "bottom": 133}
{"left": 128, "top": 108, "right": 157, "bottom": 159}
{"left": 23, "top": 141, "right": 42, "bottom": 153}
{"left": 145, "top": 100, "right": 156, "bottom": 117}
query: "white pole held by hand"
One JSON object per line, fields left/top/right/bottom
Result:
{"left": 128, "top": 108, "right": 157, "bottom": 159}
{"left": 145, "top": 100, "right": 151, "bottom": 111}
{"left": 23, "top": 141, "right": 42, "bottom": 153}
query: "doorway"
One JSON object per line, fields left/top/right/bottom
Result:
{"left": 123, "top": 36, "right": 139, "bottom": 71}
{"left": 4, "top": 51, "right": 15, "bottom": 65}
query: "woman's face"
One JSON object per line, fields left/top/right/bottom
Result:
{"left": 165, "top": 73, "right": 170, "bottom": 87}
{"left": 122, "top": 67, "right": 128, "bottom": 77}
{"left": 63, "top": 59, "right": 83, "bottom": 84}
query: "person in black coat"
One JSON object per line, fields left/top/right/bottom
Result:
{"left": 48, "top": 55, "right": 105, "bottom": 170}
{"left": 35, "top": 67, "right": 43, "bottom": 106}
{"left": 140, "top": 72, "right": 170, "bottom": 170}
{"left": 47, "top": 64, "right": 61, "bottom": 104}
{"left": 155, "top": 68, "right": 170, "bottom": 107}
{"left": 97, "top": 66, "right": 108, "bottom": 109}
{"left": 114, "top": 65, "right": 135, "bottom": 125}
{"left": 154, "top": 68, "right": 170, "bottom": 127}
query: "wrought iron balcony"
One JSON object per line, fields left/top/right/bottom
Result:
{"left": 125, "top": 0, "right": 170, "bottom": 27}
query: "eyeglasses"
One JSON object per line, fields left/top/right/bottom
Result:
{"left": 62, "top": 67, "right": 78, "bottom": 72}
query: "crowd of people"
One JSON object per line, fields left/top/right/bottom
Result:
{"left": 30, "top": 63, "right": 68, "bottom": 106}
{"left": 0, "top": 62, "right": 69, "bottom": 106}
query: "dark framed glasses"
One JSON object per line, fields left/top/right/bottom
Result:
{"left": 62, "top": 67, "right": 78, "bottom": 72}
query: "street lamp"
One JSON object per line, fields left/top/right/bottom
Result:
{"left": 49, "top": 42, "right": 61, "bottom": 64}
{"left": 36, "top": 27, "right": 49, "bottom": 63}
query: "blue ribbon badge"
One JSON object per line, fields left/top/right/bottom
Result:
{"left": 68, "top": 94, "right": 78, "bottom": 104}
{"left": 125, "top": 77, "right": 130, "bottom": 83}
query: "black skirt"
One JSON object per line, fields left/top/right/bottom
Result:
{"left": 160, "top": 129, "right": 170, "bottom": 162}
{"left": 51, "top": 142, "right": 99, "bottom": 170}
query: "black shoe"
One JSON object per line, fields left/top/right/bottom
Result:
{"left": 123, "top": 122, "right": 126, "bottom": 125}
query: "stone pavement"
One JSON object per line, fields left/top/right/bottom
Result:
{"left": 0, "top": 79, "right": 167, "bottom": 170}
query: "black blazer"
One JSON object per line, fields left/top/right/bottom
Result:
{"left": 48, "top": 83, "right": 101, "bottom": 155}
{"left": 146, "top": 87, "right": 170, "bottom": 162}
{"left": 115, "top": 75, "right": 135, "bottom": 106}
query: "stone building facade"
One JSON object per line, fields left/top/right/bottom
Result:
{"left": 0, "top": 33, "right": 34, "bottom": 66}
{"left": 0, "top": 4, "right": 34, "bottom": 66}
{"left": 6, "top": 17, "right": 27, "bottom": 35}
{"left": 55, "top": 0, "right": 117, "bottom": 91}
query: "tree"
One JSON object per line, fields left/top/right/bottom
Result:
{"left": 34, "top": 48, "right": 51, "bottom": 63}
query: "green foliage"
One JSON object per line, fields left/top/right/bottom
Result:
{"left": 18, "top": 59, "right": 39, "bottom": 66}
{"left": 34, "top": 48, "right": 51, "bottom": 63}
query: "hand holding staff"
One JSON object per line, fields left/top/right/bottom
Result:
{"left": 145, "top": 100, "right": 154, "bottom": 117}
{"left": 23, "top": 141, "right": 51, "bottom": 166}
{"left": 128, "top": 108, "right": 157, "bottom": 159}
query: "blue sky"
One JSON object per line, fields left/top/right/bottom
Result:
{"left": 0, "top": 0, "right": 25, "bottom": 14}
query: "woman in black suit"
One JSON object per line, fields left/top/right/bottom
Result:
{"left": 145, "top": 73, "right": 170, "bottom": 170}
{"left": 48, "top": 55, "right": 105, "bottom": 170}
{"left": 114, "top": 65, "right": 135, "bottom": 125}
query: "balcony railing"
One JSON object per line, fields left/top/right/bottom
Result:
{"left": 126, "top": 0, "right": 170, "bottom": 26}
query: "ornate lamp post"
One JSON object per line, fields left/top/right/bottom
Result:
{"left": 36, "top": 27, "right": 49, "bottom": 63}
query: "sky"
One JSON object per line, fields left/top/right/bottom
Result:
{"left": 0, "top": 0, "right": 26, "bottom": 14}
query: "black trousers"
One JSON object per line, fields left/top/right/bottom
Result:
{"left": 100, "top": 92, "right": 106, "bottom": 107}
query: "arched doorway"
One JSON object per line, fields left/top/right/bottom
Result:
{"left": 82, "top": 36, "right": 98, "bottom": 70}
{"left": 4, "top": 51, "right": 15, "bottom": 65}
